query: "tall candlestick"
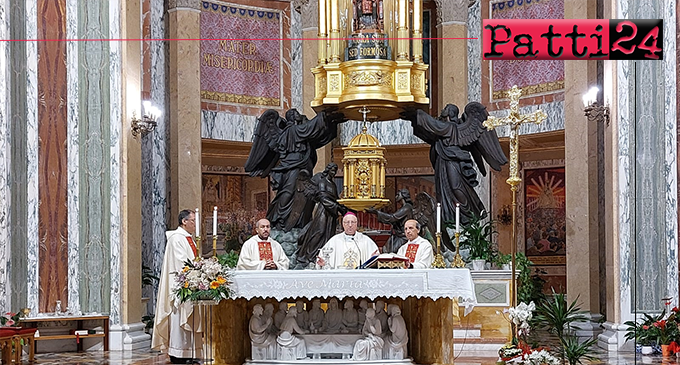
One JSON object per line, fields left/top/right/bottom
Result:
{"left": 456, "top": 203, "right": 460, "bottom": 233}
{"left": 436, "top": 203, "right": 441, "bottom": 234}
{"left": 213, "top": 206, "right": 218, "bottom": 236}
{"left": 195, "top": 208, "right": 200, "bottom": 237}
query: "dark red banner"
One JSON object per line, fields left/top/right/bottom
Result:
{"left": 483, "top": 19, "right": 663, "bottom": 60}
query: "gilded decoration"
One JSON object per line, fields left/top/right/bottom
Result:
{"left": 492, "top": 80, "right": 564, "bottom": 100}
{"left": 200, "top": 91, "right": 280, "bottom": 106}
{"left": 311, "top": 0, "right": 429, "bottom": 121}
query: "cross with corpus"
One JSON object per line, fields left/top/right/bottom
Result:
{"left": 482, "top": 85, "right": 547, "bottom": 308}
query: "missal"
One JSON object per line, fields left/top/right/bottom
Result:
{"left": 360, "top": 253, "right": 410, "bottom": 269}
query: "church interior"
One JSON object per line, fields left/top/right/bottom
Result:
{"left": 0, "top": 0, "right": 677, "bottom": 364}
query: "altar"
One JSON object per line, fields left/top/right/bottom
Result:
{"left": 211, "top": 269, "right": 476, "bottom": 365}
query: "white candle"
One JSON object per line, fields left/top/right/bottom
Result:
{"left": 456, "top": 203, "right": 460, "bottom": 233}
{"left": 213, "top": 206, "right": 218, "bottom": 236}
{"left": 436, "top": 203, "right": 441, "bottom": 234}
{"left": 195, "top": 208, "right": 200, "bottom": 237}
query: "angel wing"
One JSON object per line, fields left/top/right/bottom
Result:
{"left": 413, "top": 192, "right": 436, "bottom": 240}
{"left": 245, "top": 109, "right": 284, "bottom": 177}
{"left": 453, "top": 102, "right": 508, "bottom": 176}
{"left": 284, "top": 169, "right": 316, "bottom": 231}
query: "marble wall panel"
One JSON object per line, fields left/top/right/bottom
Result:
{"left": 109, "top": 0, "right": 122, "bottom": 325}
{"left": 290, "top": 8, "right": 302, "bottom": 111}
{"left": 78, "top": 0, "right": 112, "bottom": 316}
{"left": 339, "top": 119, "right": 424, "bottom": 146}
{"left": 66, "top": 0, "right": 80, "bottom": 315}
{"left": 25, "top": 0, "right": 39, "bottom": 315}
{"left": 9, "top": 0, "right": 29, "bottom": 312}
{"left": 141, "top": 0, "right": 170, "bottom": 315}
{"left": 0, "top": 0, "right": 8, "bottom": 312}
{"left": 467, "top": 0, "right": 481, "bottom": 103}
{"left": 37, "top": 0, "right": 69, "bottom": 314}
{"left": 201, "top": 111, "right": 257, "bottom": 142}
{"left": 489, "top": 101, "right": 564, "bottom": 138}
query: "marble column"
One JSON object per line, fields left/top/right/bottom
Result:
{"left": 109, "top": 0, "right": 151, "bottom": 351}
{"left": 168, "top": 0, "right": 202, "bottom": 220}
{"left": 563, "top": 0, "right": 601, "bottom": 337}
{"left": 433, "top": 0, "right": 467, "bottom": 111}
{"left": 0, "top": 0, "right": 9, "bottom": 312}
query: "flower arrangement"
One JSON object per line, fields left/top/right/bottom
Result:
{"left": 174, "top": 257, "right": 232, "bottom": 303}
{"left": 498, "top": 302, "right": 536, "bottom": 362}
{"left": 508, "top": 349, "right": 560, "bottom": 365}
{"left": 507, "top": 301, "right": 536, "bottom": 338}
{"left": 1, "top": 308, "right": 30, "bottom": 327}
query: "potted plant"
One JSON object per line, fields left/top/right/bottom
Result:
{"left": 624, "top": 310, "right": 666, "bottom": 354}
{"left": 459, "top": 212, "right": 497, "bottom": 270}
{"left": 494, "top": 253, "right": 512, "bottom": 270}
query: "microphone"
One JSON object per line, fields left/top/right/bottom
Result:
{"left": 348, "top": 235, "right": 362, "bottom": 269}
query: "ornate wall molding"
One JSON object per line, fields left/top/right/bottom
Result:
{"left": 300, "top": 0, "right": 317, "bottom": 29}
{"left": 433, "top": 0, "right": 468, "bottom": 25}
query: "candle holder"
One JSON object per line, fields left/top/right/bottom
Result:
{"left": 452, "top": 231, "right": 465, "bottom": 268}
{"left": 431, "top": 232, "right": 447, "bottom": 268}
{"left": 194, "top": 236, "right": 202, "bottom": 260}
{"left": 212, "top": 235, "right": 218, "bottom": 258}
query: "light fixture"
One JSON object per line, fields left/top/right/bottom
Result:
{"left": 131, "top": 100, "right": 161, "bottom": 136}
{"left": 582, "top": 86, "right": 610, "bottom": 125}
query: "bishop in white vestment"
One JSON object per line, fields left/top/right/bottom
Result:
{"left": 152, "top": 210, "right": 203, "bottom": 363}
{"left": 237, "top": 219, "right": 289, "bottom": 270}
{"left": 318, "top": 213, "right": 379, "bottom": 269}
{"left": 396, "top": 219, "right": 434, "bottom": 269}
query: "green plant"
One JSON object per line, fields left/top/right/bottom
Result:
{"left": 535, "top": 289, "right": 588, "bottom": 340}
{"left": 494, "top": 253, "right": 512, "bottom": 267}
{"left": 624, "top": 310, "right": 666, "bottom": 346}
{"left": 459, "top": 213, "right": 497, "bottom": 262}
{"left": 561, "top": 335, "right": 598, "bottom": 365}
{"left": 142, "top": 314, "right": 154, "bottom": 331}
{"left": 0, "top": 308, "right": 30, "bottom": 327}
{"left": 142, "top": 264, "right": 159, "bottom": 288}
{"left": 515, "top": 253, "right": 547, "bottom": 304}
{"left": 217, "top": 250, "right": 240, "bottom": 269}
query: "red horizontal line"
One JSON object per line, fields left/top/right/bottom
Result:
{"left": 0, "top": 37, "right": 477, "bottom": 42}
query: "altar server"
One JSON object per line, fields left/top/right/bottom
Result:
{"left": 318, "top": 212, "right": 379, "bottom": 269}
{"left": 152, "top": 209, "right": 203, "bottom": 364}
{"left": 396, "top": 219, "right": 434, "bottom": 269}
{"left": 237, "top": 219, "right": 290, "bottom": 270}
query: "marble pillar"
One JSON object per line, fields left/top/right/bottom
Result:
{"left": 563, "top": 0, "right": 601, "bottom": 337}
{"left": 111, "top": 0, "right": 151, "bottom": 351}
{"left": 0, "top": 0, "right": 8, "bottom": 312}
{"left": 168, "top": 0, "right": 202, "bottom": 220}
{"left": 434, "top": 0, "right": 467, "bottom": 112}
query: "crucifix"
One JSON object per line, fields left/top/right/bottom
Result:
{"left": 483, "top": 85, "right": 547, "bottom": 308}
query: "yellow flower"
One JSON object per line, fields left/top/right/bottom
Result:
{"left": 216, "top": 276, "right": 227, "bottom": 284}
{"left": 210, "top": 281, "right": 219, "bottom": 289}
{"left": 184, "top": 282, "right": 189, "bottom": 288}
{"left": 182, "top": 266, "right": 190, "bottom": 273}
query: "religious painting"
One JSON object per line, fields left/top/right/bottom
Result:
{"left": 523, "top": 167, "right": 566, "bottom": 259}
{"left": 200, "top": 1, "right": 283, "bottom": 107}
{"left": 489, "top": 0, "right": 564, "bottom": 101}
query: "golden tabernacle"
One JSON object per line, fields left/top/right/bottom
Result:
{"left": 311, "top": 0, "right": 429, "bottom": 121}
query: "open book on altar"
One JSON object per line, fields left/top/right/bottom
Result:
{"left": 360, "top": 253, "right": 410, "bottom": 269}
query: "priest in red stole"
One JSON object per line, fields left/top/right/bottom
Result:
{"left": 397, "top": 219, "right": 434, "bottom": 269}
{"left": 237, "top": 219, "right": 290, "bottom": 270}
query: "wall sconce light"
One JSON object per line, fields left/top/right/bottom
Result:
{"left": 582, "top": 86, "right": 610, "bottom": 125}
{"left": 497, "top": 204, "right": 512, "bottom": 226}
{"left": 131, "top": 100, "right": 161, "bottom": 136}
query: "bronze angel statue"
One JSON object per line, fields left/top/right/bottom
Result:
{"left": 401, "top": 103, "right": 508, "bottom": 238}
{"left": 245, "top": 108, "right": 346, "bottom": 231}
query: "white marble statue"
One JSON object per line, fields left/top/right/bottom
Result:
{"left": 273, "top": 302, "right": 287, "bottom": 331}
{"left": 308, "top": 299, "right": 325, "bottom": 333}
{"left": 352, "top": 308, "right": 384, "bottom": 361}
{"left": 264, "top": 303, "right": 277, "bottom": 335}
{"left": 277, "top": 310, "right": 308, "bottom": 360}
{"left": 323, "top": 298, "right": 344, "bottom": 334}
{"left": 357, "top": 299, "right": 369, "bottom": 328}
{"left": 384, "top": 304, "right": 408, "bottom": 359}
{"left": 249, "top": 304, "right": 276, "bottom": 360}
{"left": 375, "top": 300, "right": 389, "bottom": 336}
{"left": 342, "top": 299, "right": 360, "bottom": 333}
{"left": 295, "top": 300, "right": 310, "bottom": 331}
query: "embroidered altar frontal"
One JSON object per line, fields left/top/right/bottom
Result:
{"left": 210, "top": 269, "right": 477, "bottom": 365}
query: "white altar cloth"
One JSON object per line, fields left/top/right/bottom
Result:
{"left": 300, "top": 334, "right": 362, "bottom": 354}
{"left": 230, "top": 269, "right": 477, "bottom": 315}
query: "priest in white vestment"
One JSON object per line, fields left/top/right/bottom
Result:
{"left": 152, "top": 210, "right": 203, "bottom": 364}
{"left": 237, "top": 219, "right": 289, "bottom": 270}
{"left": 318, "top": 213, "right": 379, "bottom": 269}
{"left": 396, "top": 219, "right": 434, "bottom": 269}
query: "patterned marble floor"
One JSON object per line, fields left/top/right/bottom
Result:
{"left": 21, "top": 348, "right": 677, "bottom": 364}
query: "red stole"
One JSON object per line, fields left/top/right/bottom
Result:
{"left": 405, "top": 243, "right": 419, "bottom": 263}
{"left": 186, "top": 236, "right": 198, "bottom": 257}
{"left": 258, "top": 241, "right": 273, "bottom": 261}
